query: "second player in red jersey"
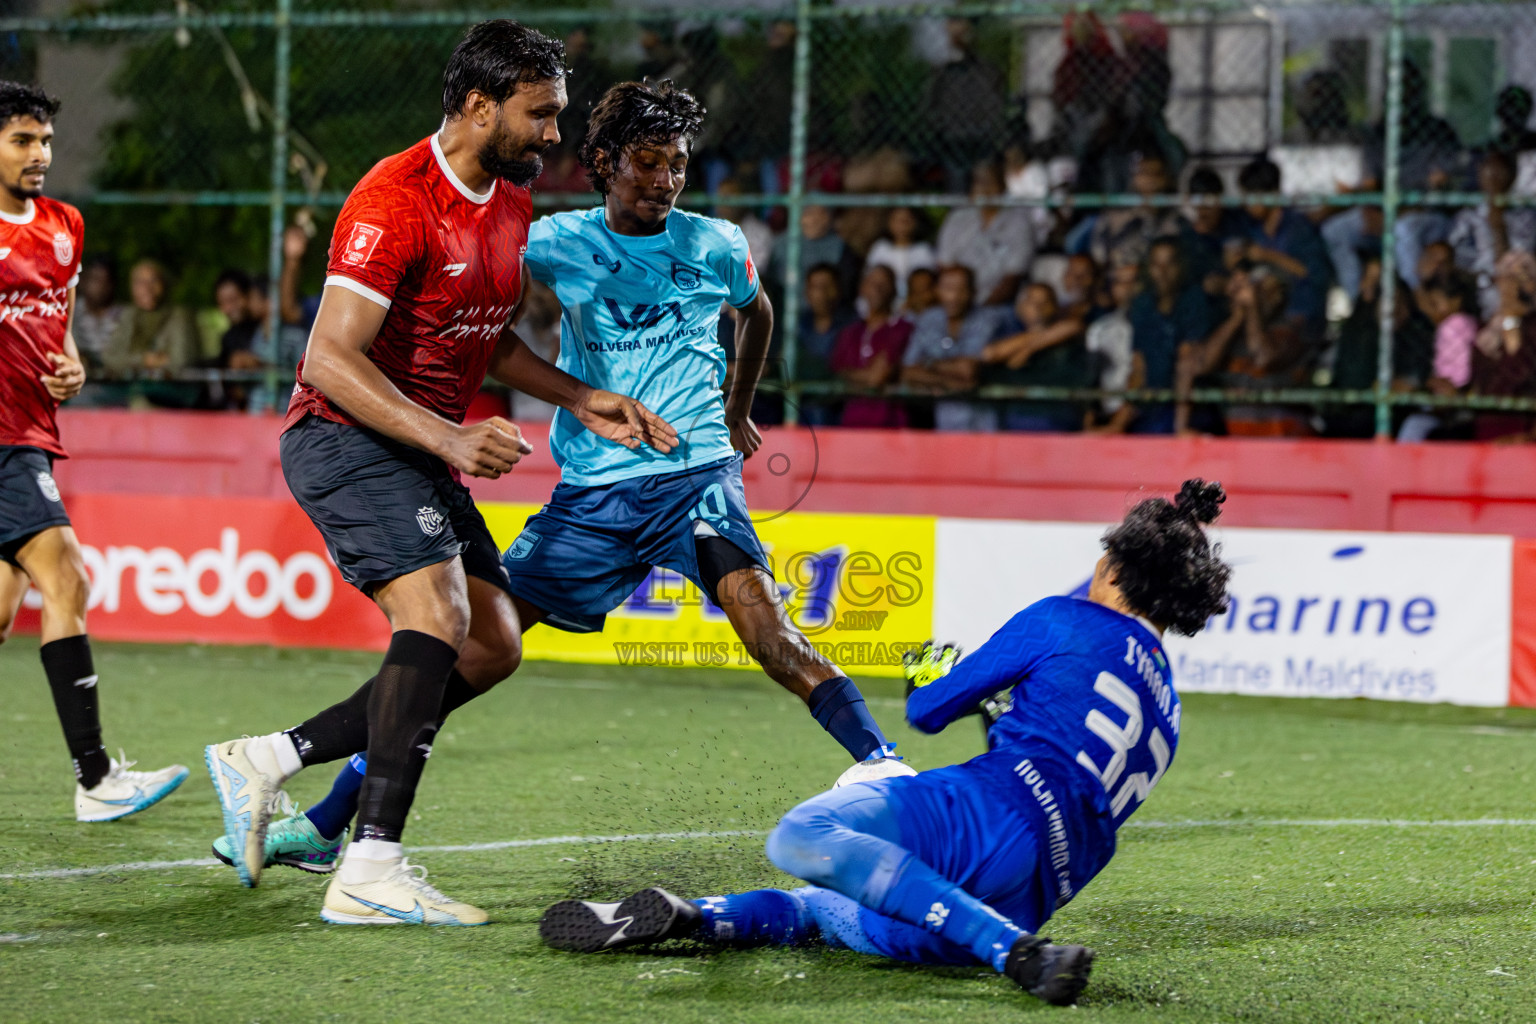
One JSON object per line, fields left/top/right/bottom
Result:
{"left": 0, "top": 80, "right": 188, "bottom": 823}
{"left": 0, "top": 188, "right": 82, "bottom": 458}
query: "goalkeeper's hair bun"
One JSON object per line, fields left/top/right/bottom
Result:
{"left": 1174, "top": 479, "right": 1226, "bottom": 525}
{"left": 1100, "top": 479, "right": 1231, "bottom": 637}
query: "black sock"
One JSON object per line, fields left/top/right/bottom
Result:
{"left": 354, "top": 630, "right": 458, "bottom": 844}
{"left": 806, "top": 676, "right": 890, "bottom": 762}
{"left": 287, "top": 669, "right": 483, "bottom": 767}
{"left": 437, "top": 669, "right": 481, "bottom": 723}
{"left": 287, "top": 676, "right": 376, "bottom": 767}
{"left": 40, "top": 635, "right": 110, "bottom": 789}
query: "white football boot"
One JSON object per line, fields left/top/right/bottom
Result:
{"left": 322, "top": 858, "right": 488, "bottom": 926}
{"left": 204, "top": 736, "right": 287, "bottom": 887}
{"left": 75, "top": 752, "right": 189, "bottom": 822}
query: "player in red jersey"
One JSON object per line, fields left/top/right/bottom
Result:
{"left": 0, "top": 82, "right": 189, "bottom": 821}
{"left": 205, "top": 21, "right": 676, "bottom": 926}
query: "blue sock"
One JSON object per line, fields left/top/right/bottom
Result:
{"left": 872, "top": 852, "right": 1028, "bottom": 972}
{"left": 806, "top": 676, "right": 889, "bottom": 761}
{"left": 692, "top": 889, "right": 814, "bottom": 945}
{"left": 304, "top": 753, "right": 366, "bottom": 840}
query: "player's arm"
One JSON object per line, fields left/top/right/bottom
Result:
{"left": 905, "top": 608, "right": 1045, "bottom": 733}
{"left": 301, "top": 285, "right": 532, "bottom": 479}
{"left": 486, "top": 325, "right": 678, "bottom": 454}
{"left": 41, "top": 286, "right": 86, "bottom": 403}
{"left": 725, "top": 284, "right": 772, "bottom": 457}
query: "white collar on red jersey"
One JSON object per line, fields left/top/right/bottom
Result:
{"left": 0, "top": 199, "right": 36, "bottom": 225}
{"left": 431, "top": 131, "right": 494, "bottom": 205}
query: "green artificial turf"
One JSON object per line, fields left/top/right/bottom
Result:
{"left": 3, "top": 639, "right": 1536, "bottom": 1022}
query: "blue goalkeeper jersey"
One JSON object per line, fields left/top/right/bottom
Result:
{"left": 522, "top": 207, "right": 760, "bottom": 487}
{"left": 905, "top": 596, "right": 1181, "bottom": 911}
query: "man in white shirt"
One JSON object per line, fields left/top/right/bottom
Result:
{"left": 936, "top": 159, "right": 1035, "bottom": 306}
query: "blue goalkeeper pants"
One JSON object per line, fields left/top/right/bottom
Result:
{"left": 696, "top": 763, "right": 1051, "bottom": 969}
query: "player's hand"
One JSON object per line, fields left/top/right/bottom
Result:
{"left": 441, "top": 416, "right": 533, "bottom": 479}
{"left": 41, "top": 351, "right": 85, "bottom": 402}
{"left": 726, "top": 411, "right": 761, "bottom": 457}
{"left": 573, "top": 388, "right": 679, "bottom": 454}
{"left": 902, "top": 640, "right": 960, "bottom": 698}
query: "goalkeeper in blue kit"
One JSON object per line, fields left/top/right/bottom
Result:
{"left": 540, "top": 480, "right": 1232, "bottom": 1006}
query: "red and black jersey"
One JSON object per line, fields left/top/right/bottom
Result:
{"left": 283, "top": 133, "right": 532, "bottom": 433}
{"left": 0, "top": 196, "right": 83, "bottom": 457}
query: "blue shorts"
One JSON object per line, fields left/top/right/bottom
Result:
{"left": 500, "top": 454, "right": 769, "bottom": 633}
{"left": 0, "top": 446, "right": 71, "bottom": 566}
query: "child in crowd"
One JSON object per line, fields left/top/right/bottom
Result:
{"left": 866, "top": 207, "right": 937, "bottom": 304}
{"left": 1399, "top": 269, "right": 1479, "bottom": 442}
{"left": 1083, "top": 262, "right": 1142, "bottom": 434}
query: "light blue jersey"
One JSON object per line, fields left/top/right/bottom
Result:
{"left": 523, "top": 207, "right": 760, "bottom": 487}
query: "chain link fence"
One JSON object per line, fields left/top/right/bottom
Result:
{"left": 7, "top": 0, "right": 1536, "bottom": 438}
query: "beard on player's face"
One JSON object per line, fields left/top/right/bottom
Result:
{"left": 1, "top": 160, "right": 46, "bottom": 200}
{"left": 477, "top": 120, "right": 544, "bottom": 187}
{"left": 4, "top": 179, "right": 41, "bottom": 200}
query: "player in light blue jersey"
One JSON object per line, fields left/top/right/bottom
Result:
{"left": 499, "top": 79, "right": 897, "bottom": 765}
{"left": 540, "top": 481, "right": 1232, "bottom": 1007}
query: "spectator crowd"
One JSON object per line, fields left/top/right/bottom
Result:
{"left": 76, "top": 12, "right": 1536, "bottom": 442}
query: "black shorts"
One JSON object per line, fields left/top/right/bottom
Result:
{"left": 279, "top": 415, "right": 510, "bottom": 596}
{"left": 0, "top": 445, "right": 71, "bottom": 567}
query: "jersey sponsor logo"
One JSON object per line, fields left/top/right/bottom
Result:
{"left": 670, "top": 261, "right": 702, "bottom": 291}
{"left": 415, "top": 506, "right": 445, "bottom": 537}
{"left": 603, "top": 298, "right": 685, "bottom": 332}
{"left": 1013, "top": 757, "right": 1073, "bottom": 900}
{"left": 0, "top": 247, "right": 10, "bottom": 259}
{"left": 592, "top": 252, "right": 622, "bottom": 274}
{"left": 443, "top": 263, "right": 467, "bottom": 277}
{"left": 36, "top": 470, "right": 61, "bottom": 503}
{"left": 342, "top": 222, "right": 384, "bottom": 268}
{"left": 744, "top": 253, "right": 756, "bottom": 285}
{"left": 52, "top": 231, "right": 73, "bottom": 266}
{"left": 505, "top": 530, "right": 540, "bottom": 561}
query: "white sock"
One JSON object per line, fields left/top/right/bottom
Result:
{"left": 339, "top": 839, "right": 403, "bottom": 884}
{"left": 246, "top": 732, "right": 302, "bottom": 783}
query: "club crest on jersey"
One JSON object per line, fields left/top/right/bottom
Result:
{"left": 36, "top": 471, "right": 61, "bottom": 503}
{"left": 343, "top": 223, "right": 384, "bottom": 268}
{"left": 415, "top": 506, "right": 445, "bottom": 537}
{"left": 670, "top": 261, "right": 702, "bottom": 291}
{"left": 52, "top": 232, "right": 72, "bottom": 266}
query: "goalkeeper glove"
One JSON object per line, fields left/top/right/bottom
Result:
{"left": 903, "top": 640, "right": 961, "bottom": 698}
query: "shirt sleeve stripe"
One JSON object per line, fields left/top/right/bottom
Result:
{"left": 325, "top": 274, "right": 392, "bottom": 309}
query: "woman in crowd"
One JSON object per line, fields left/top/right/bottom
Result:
{"left": 832, "top": 264, "right": 912, "bottom": 428}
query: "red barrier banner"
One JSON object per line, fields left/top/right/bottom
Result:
{"left": 14, "top": 494, "right": 391, "bottom": 650}
{"left": 1511, "top": 540, "right": 1536, "bottom": 708}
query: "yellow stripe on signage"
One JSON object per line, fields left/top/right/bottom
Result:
{"left": 479, "top": 503, "right": 936, "bottom": 678}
